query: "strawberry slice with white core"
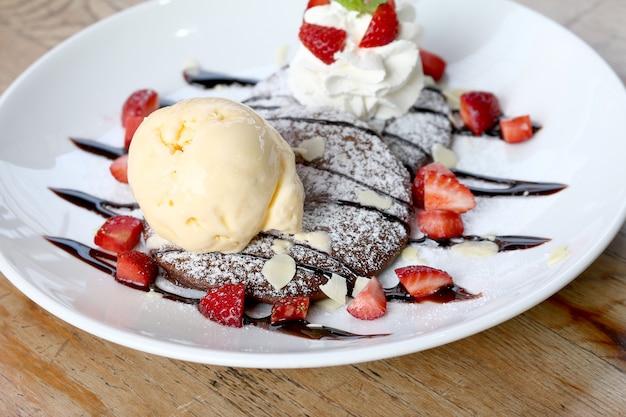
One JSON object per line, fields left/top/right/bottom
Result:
{"left": 94, "top": 215, "right": 143, "bottom": 253}
{"left": 271, "top": 296, "right": 310, "bottom": 324}
{"left": 115, "top": 250, "right": 158, "bottom": 290}
{"left": 359, "top": 2, "right": 399, "bottom": 48}
{"left": 412, "top": 162, "right": 475, "bottom": 213}
{"left": 109, "top": 154, "right": 129, "bottom": 184}
{"left": 198, "top": 283, "right": 246, "bottom": 328}
{"left": 347, "top": 276, "right": 386, "bottom": 320}
{"left": 412, "top": 162, "right": 455, "bottom": 208}
{"left": 417, "top": 209, "right": 464, "bottom": 240}
{"left": 395, "top": 265, "right": 454, "bottom": 298}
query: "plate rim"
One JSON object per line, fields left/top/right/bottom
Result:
{"left": 1, "top": 0, "right": 625, "bottom": 368}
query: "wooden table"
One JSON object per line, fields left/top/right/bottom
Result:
{"left": 1, "top": 0, "right": 624, "bottom": 415}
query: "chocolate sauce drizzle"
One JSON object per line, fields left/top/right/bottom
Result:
{"left": 453, "top": 169, "right": 567, "bottom": 197}
{"left": 410, "top": 234, "right": 551, "bottom": 251}
{"left": 70, "top": 137, "right": 125, "bottom": 159}
{"left": 68, "top": 119, "right": 567, "bottom": 199}
{"left": 50, "top": 71, "right": 567, "bottom": 340}
{"left": 49, "top": 185, "right": 551, "bottom": 256}
{"left": 43, "top": 236, "right": 490, "bottom": 339}
{"left": 258, "top": 116, "right": 566, "bottom": 197}
{"left": 183, "top": 68, "right": 258, "bottom": 89}
{"left": 49, "top": 187, "right": 138, "bottom": 218}
{"left": 43, "top": 236, "right": 387, "bottom": 340}
{"left": 45, "top": 235, "right": 117, "bottom": 275}
{"left": 243, "top": 316, "right": 389, "bottom": 340}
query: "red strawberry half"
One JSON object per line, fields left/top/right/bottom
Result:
{"left": 198, "top": 283, "right": 246, "bottom": 328}
{"left": 271, "top": 296, "right": 310, "bottom": 324}
{"left": 347, "top": 276, "right": 386, "bottom": 320}
{"left": 109, "top": 154, "right": 129, "bottom": 184}
{"left": 417, "top": 209, "right": 464, "bottom": 240}
{"left": 116, "top": 250, "right": 158, "bottom": 290}
{"left": 94, "top": 215, "right": 143, "bottom": 253}
{"left": 413, "top": 162, "right": 475, "bottom": 213}
{"left": 124, "top": 115, "right": 144, "bottom": 149}
{"left": 359, "top": 2, "right": 399, "bottom": 48}
{"left": 395, "top": 265, "right": 454, "bottom": 298}
{"left": 121, "top": 89, "right": 159, "bottom": 148}
{"left": 419, "top": 49, "right": 446, "bottom": 82}
{"left": 459, "top": 91, "right": 502, "bottom": 136}
{"left": 299, "top": 22, "right": 347, "bottom": 65}
{"left": 121, "top": 89, "right": 159, "bottom": 127}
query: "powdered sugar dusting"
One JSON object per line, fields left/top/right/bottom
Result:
{"left": 382, "top": 89, "right": 453, "bottom": 175}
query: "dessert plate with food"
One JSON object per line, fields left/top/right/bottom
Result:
{"left": 0, "top": 0, "right": 625, "bottom": 368}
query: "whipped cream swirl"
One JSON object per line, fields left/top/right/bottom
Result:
{"left": 288, "top": 0, "right": 424, "bottom": 120}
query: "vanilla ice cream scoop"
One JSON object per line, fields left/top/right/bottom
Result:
{"left": 127, "top": 97, "right": 304, "bottom": 253}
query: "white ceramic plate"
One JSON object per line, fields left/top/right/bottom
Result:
{"left": 1, "top": 0, "right": 625, "bottom": 368}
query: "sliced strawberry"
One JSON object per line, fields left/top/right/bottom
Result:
{"left": 299, "top": 22, "right": 347, "bottom": 65}
{"left": 94, "top": 215, "right": 143, "bottom": 253}
{"left": 124, "top": 115, "right": 144, "bottom": 149}
{"left": 412, "top": 162, "right": 475, "bottom": 213}
{"left": 419, "top": 49, "right": 446, "bottom": 82}
{"left": 459, "top": 91, "right": 502, "bottom": 136}
{"left": 395, "top": 265, "right": 454, "bottom": 298}
{"left": 347, "top": 276, "right": 386, "bottom": 320}
{"left": 359, "top": 2, "right": 399, "bottom": 48}
{"left": 271, "top": 296, "right": 310, "bottom": 324}
{"left": 115, "top": 250, "right": 157, "bottom": 290}
{"left": 412, "top": 162, "right": 454, "bottom": 207}
{"left": 417, "top": 209, "right": 464, "bottom": 240}
{"left": 500, "top": 115, "right": 534, "bottom": 144}
{"left": 198, "top": 283, "right": 245, "bottom": 328}
{"left": 306, "top": 0, "right": 329, "bottom": 9}
{"left": 121, "top": 89, "right": 159, "bottom": 129}
{"left": 109, "top": 154, "right": 129, "bottom": 184}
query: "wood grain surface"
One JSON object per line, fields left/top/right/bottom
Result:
{"left": 1, "top": 0, "right": 624, "bottom": 415}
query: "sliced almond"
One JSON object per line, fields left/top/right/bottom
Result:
{"left": 319, "top": 273, "right": 347, "bottom": 306}
{"left": 431, "top": 143, "right": 458, "bottom": 169}
{"left": 293, "top": 230, "right": 331, "bottom": 254}
{"left": 271, "top": 239, "right": 293, "bottom": 255}
{"left": 293, "top": 135, "right": 325, "bottom": 162}
{"left": 261, "top": 254, "right": 296, "bottom": 290}
{"left": 357, "top": 189, "right": 392, "bottom": 210}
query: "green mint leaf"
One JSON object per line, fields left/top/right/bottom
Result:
{"left": 333, "top": 0, "right": 389, "bottom": 13}
{"left": 334, "top": 0, "right": 364, "bottom": 12}
{"left": 362, "top": 0, "right": 388, "bottom": 14}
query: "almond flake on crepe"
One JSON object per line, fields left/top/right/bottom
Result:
{"left": 261, "top": 254, "right": 296, "bottom": 290}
